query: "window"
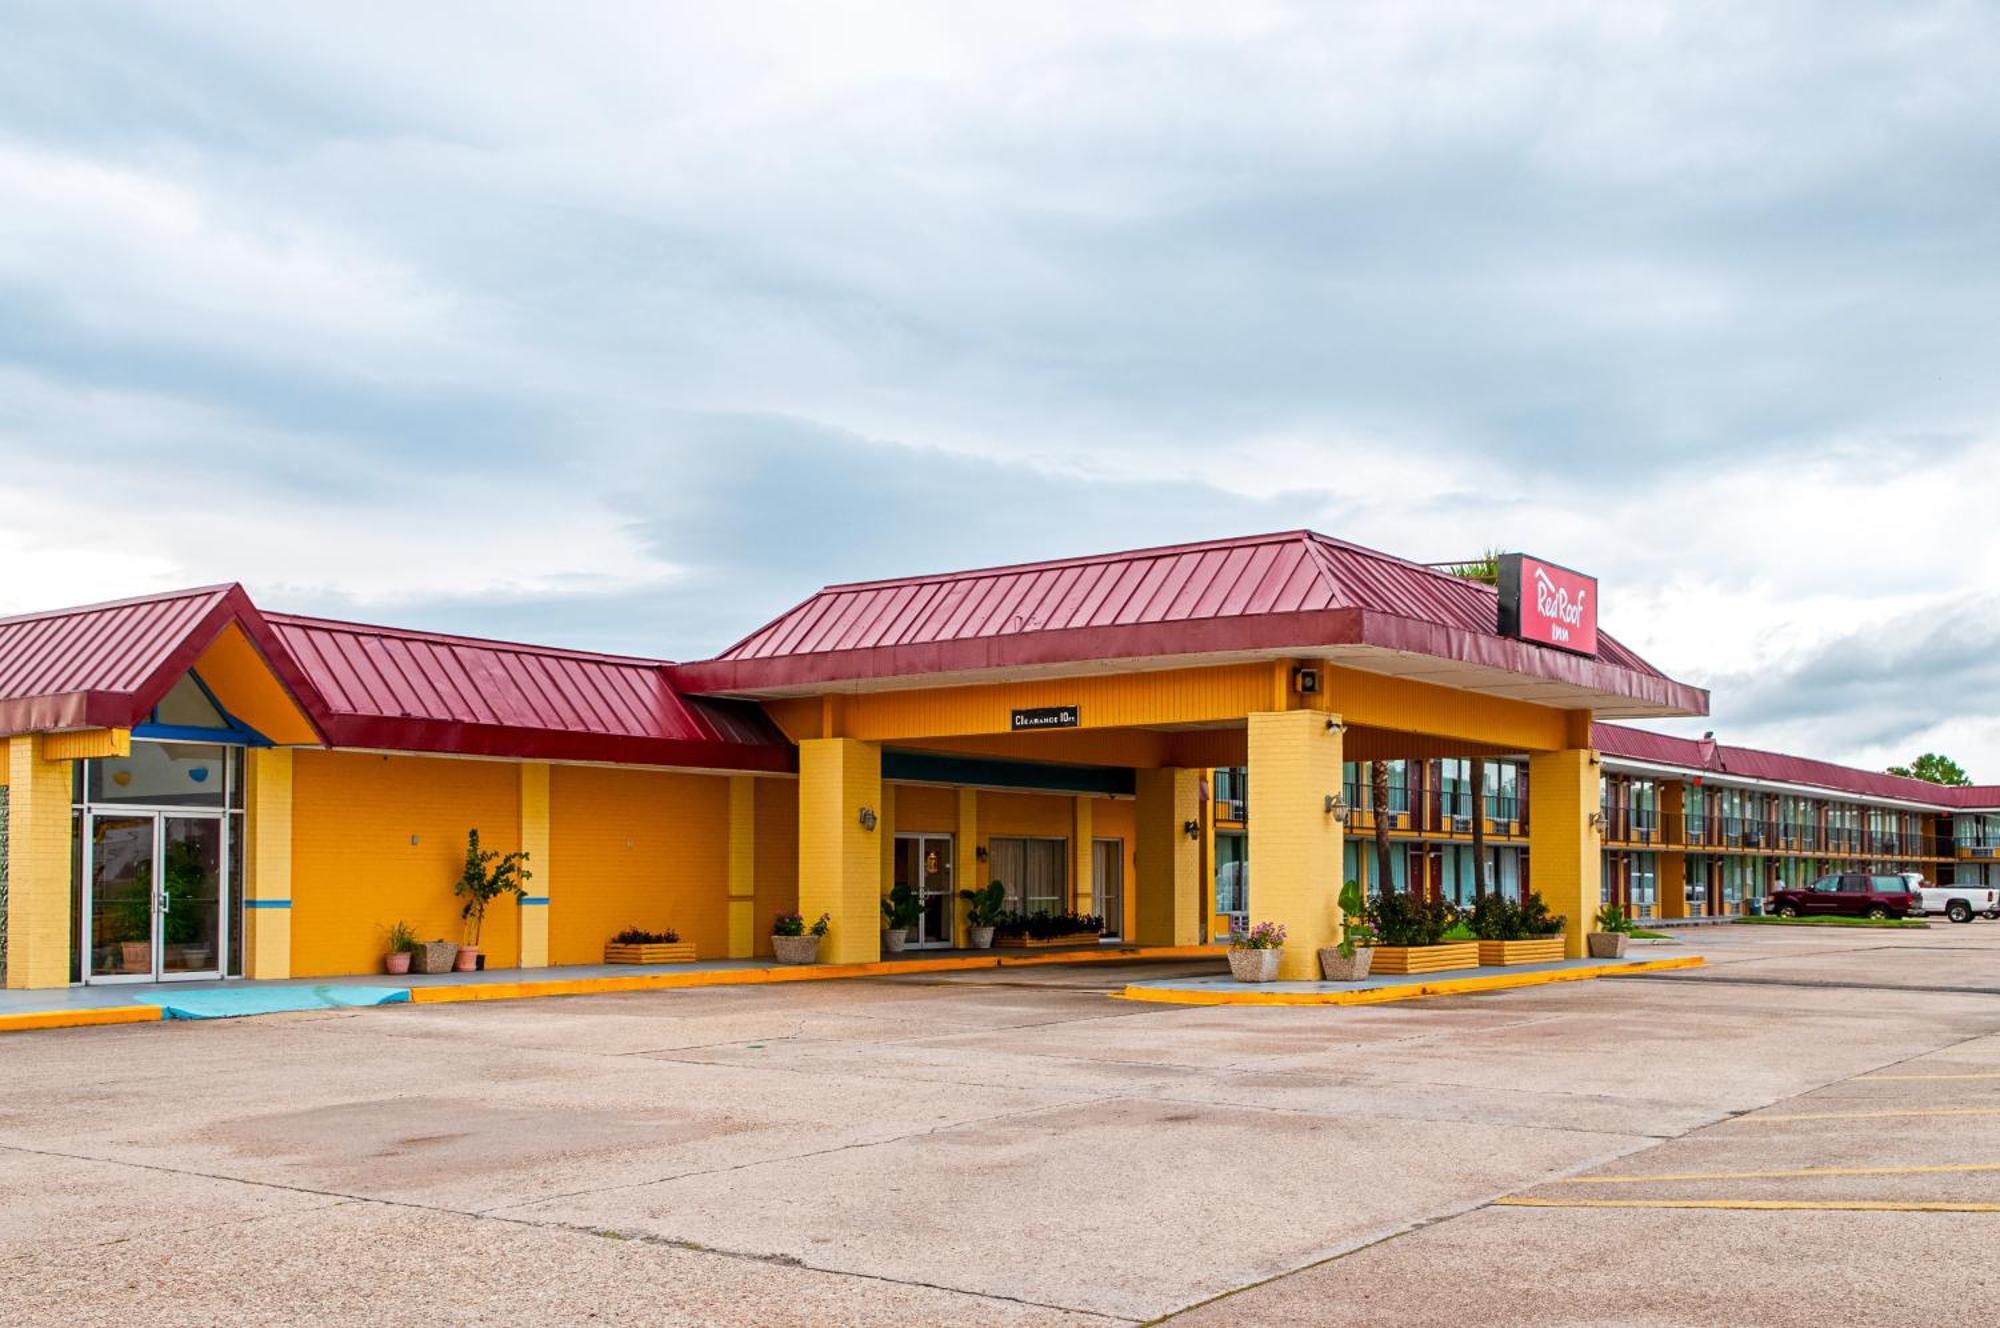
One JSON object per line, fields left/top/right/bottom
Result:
{"left": 987, "top": 837, "right": 1068, "bottom": 915}
{"left": 1214, "top": 832, "right": 1248, "bottom": 915}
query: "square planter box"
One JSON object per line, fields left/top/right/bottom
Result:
{"left": 1475, "top": 938, "right": 1566, "bottom": 967}
{"left": 410, "top": 941, "right": 460, "bottom": 975}
{"left": 604, "top": 941, "right": 697, "bottom": 965}
{"left": 994, "top": 932, "right": 1101, "bottom": 949}
{"left": 1370, "top": 941, "right": 1480, "bottom": 975}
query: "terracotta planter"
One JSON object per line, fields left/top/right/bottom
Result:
{"left": 1317, "top": 945, "right": 1373, "bottom": 981}
{"left": 411, "top": 941, "right": 459, "bottom": 974}
{"left": 119, "top": 941, "right": 152, "bottom": 974}
{"left": 882, "top": 928, "right": 909, "bottom": 954}
{"left": 384, "top": 951, "right": 412, "bottom": 975}
{"left": 1370, "top": 941, "right": 1480, "bottom": 975}
{"left": 1227, "top": 948, "right": 1281, "bottom": 983}
{"left": 1587, "top": 932, "right": 1629, "bottom": 959}
{"left": 454, "top": 946, "right": 480, "bottom": 973}
{"left": 968, "top": 925, "right": 996, "bottom": 950}
{"left": 604, "top": 941, "right": 697, "bottom": 965}
{"left": 1476, "top": 938, "right": 1566, "bottom": 967}
{"left": 771, "top": 934, "right": 821, "bottom": 965}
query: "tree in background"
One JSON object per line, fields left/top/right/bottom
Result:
{"left": 1887, "top": 753, "right": 1972, "bottom": 786}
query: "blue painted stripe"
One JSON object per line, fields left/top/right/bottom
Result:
{"left": 243, "top": 899, "right": 292, "bottom": 909}
{"left": 519, "top": 896, "right": 550, "bottom": 905}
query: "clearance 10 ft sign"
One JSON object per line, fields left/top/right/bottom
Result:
{"left": 1497, "top": 554, "right": 1598, "bottom": 656}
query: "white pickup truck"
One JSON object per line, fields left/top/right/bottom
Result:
{"left": 1901, "top": 873, "right": 2000, "bottom": 923}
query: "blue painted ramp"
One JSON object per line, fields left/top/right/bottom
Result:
{"left": 138, "top": 986, "right": 412, "bottom": 1020}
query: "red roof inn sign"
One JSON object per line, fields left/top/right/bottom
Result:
{"left": 1497, "top": 553, "right": 1599, "bottom": 656}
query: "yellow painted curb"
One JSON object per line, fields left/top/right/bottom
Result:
{"left": 0, "top": 1005, "right": 164, "bottom": 1034}
{"left": 406, "top": 944, "right": 1226, "bottom": 1006}
{"left": 1111, "top": 955, "right": 1705, "bottom": 1007}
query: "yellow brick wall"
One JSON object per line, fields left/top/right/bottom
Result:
{"left": 5, "top": 735, "right": 72, "bottom": 989}
{"left": 291, "top": 750, "right": 523, "bottom": 977}
{"left": 1528, "top": 744, "right": 1602, "bottom": 958}
{"left": 798, "top": 738, "right": 882, "bottom": 963}
{"left": 1135, "top": 767, "right": 1201, "bottom": 945}
{"left": 245, "top": 747, "right": 294, "bottom": 979}
{"left": 1092, "top": 798, "right": 1138, "bottom": 939}
{"left": 1246, "top": 710, "right": 1345, "bottom": 978}
{"left": 546, "top": 764, "right": 730, "bottom": 965}
{"left": 753, "top": 777, "right": 800, "bottom": 955}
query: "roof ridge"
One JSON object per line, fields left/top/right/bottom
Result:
{"left": 1598, "top": 721, "right": 1993, "bottom": 805}
{"left": 0, "top": 583, "right": 240, "bottom": 629}
{"left": 815, "top": 529, "right": 1323, "bottom": 594}
{"left": 263, "top": 610, "right": 679, "bottom": 669}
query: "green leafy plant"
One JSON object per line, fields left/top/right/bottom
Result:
{"left": 1594, "top": 903, "right": 1634, "bottom": 935}
{"left": 1468, "top": 892, "right": 1520, "bottom": 941}
{"left": 1368, "top": 891, "right": 1458, "bottom": 947}
{"left": 1886, "top": 752, "right": 1971, "bottom": 786}
{"left": 1517, "top": 891, "right": 1566, "bottom": 937}
{"left": 385, "top": 920, "right": 420, "bottom": 954}
{"left": 1231, "top": 920, "right": 1287, "bottom": 951}
{"left": 808, "top": 911, "right": 831, "bottom": 938}
{"left": 958, "top": 880, "right": 1007, "bottom": 928}
{"left": 612, "top": 927, "right": 680, "bottom": 944}
{"left": 454, "top": 828, "right": 531, "bottom": 948}
{"left": 774, "top": 910, "right": 805, "bottom": 937}
{"left": 1336, "top": 879, "right": 1377, "bottom": 957}
{"left": 880, "top": 881, "right": 921, "bottom": 930}
{"left": 993, "top": 910, "right": 1103, "bottom": 940}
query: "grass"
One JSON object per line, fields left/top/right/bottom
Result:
{"left": 1630, "top": 928, "right": 1672, "bottom": 940}
{"left": 1733, "top": 915, "right": 1928, "bottom": 929}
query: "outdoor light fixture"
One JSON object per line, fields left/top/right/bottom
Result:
{"left": 1182, "top": 818, "right": 1201, "bottom": 841}
{"left": 1324, "top": 793, "right": 1350, "bottom": 827}
{"left": 1588, "top": 811, "right": 1605, "bottom": 832}
{"left": 858, "top": 806, "right": 878, "bottom": 831}
{"left": 975, "top": 845, "right": 989, "bottom": 862}
{"left": 1325, "top": 718, "right": 1343, "bottom": 733}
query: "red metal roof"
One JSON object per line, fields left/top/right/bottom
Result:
{"left": 677, "top": 530, "right": 1706, "bottom": 717}
{"left": 262, "top": 612, "right": 791, "bottom": 771}
{"left": 1595, "top": 723, "right": 2000, "bottom": 810}
{"left": 0, "top": 584, "right": 319, "bottom": 739}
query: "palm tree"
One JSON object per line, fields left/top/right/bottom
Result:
{"left": 1442, "top": 550, "right": 1505, "bottom": 899}
{"left": 1370, "top": 759, "right": 1394, "bottom": 897}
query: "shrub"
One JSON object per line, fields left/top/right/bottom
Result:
{"left": 1470, "top": 891, "right": 1567, "bottom": 940}
{"left": 1369, "top": 891, "right": 1458, "bottom": 947}
{"left": 612, "top": 927, "right": 680, "bottom": 945}
{"left": 774, "top": 910, "right": 832, "bottom": 938}
{"left": 1232, "top": 920, "right": 1287, "bottom": 951}
{"left": 1595, "top": 903, "right": 1634, "bottom": 935}
{"left": 454, "top": 828, "right": 531, "bottom": 948}
{"left": 1336, "top": 879, "right": 1377, "bottom": 957}
{"left": 992, "top": 910, "right": 1103, "bottom": 940}
{"left": 958, "top": 880, "right": 1007, "bottom": 928}
{"left": 880, "top": 881, "right": 921, "bottom": 930}
{"left": 1517, "top": 891, "right": 1566, "bottom": 937}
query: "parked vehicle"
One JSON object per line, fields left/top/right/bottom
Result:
{"left": 1899, "top": 873, "right": 2000, "bottom": 924}
{"left": 1769, "top": 873, "right": 1920, "bottom": 920}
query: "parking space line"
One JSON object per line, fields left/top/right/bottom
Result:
{"left": 1553, "top": 1163, "right": 2000, "bottom": 1185}
{"left": 1860, "top": 1071, "right": 2000, "bottom": 1081}
{"left": 1495, "top": 1198, "right": 2000, "bottom": 1213}
{"left": 1742, "top": 1107, "right": 2000, "bottom": 1123}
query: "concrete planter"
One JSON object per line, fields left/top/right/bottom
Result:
{"left": 1588, "top": 932, "right": 1629, "bottom": 959}
{"left": 1228, "top": 948, "right": 1281, "bottom": 983}
{"left": 882, "top": 928, "right": 910, "bottom": 954}
{"left": 968, "top": 925, "right": 996, "bottom": 950}
{"left": 1476, "top": 938, "right": 1566, "bottom": 967}
{"left": 771, "top": 934, "right": 821, "bottom": 965}
{"left": 604, "top": 941, "right": 697, "bottom": 965}
{"left": 411, "top": 941, "right": 459, "bottom": 974}
{"left": 1317, "top": 945, "right": 1373, "bottom": 981}
{"left": 1370, "top": 941, "right": 1480, "bottom": 975}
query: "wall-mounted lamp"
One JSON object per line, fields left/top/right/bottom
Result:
{"left": 975, "top": 845, "right": 989, "bottom": 862}
{"left": 1588, "top": 752, "right": 1603, "bottom": 768}
{"left": 1325, "top": 718, "right": 1344, "bottom": 733}
{"left": 1324, "top": 793, "right": 1351, "bottom": 828}
{"left": 1182, "top": 819, "right": 1201, "bottom": 841}
{"left": 410, "top": 834, "right": 421, "bottom": 847}
{"left": 858, "top": 806, "right": 878, "bottom": 831}
{"left": 1588, "top": 811, "right": 1605, "bottom": 832}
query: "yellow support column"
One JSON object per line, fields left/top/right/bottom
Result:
{"left": 244, "top": 747, "right": 294, "bottom": 981}
{"left": 1247, "top": 710, "right": 1345, "bottom": 979}
{"left": 517, "top": 763, "right": 550, "bottom": 968}
{"left": 879, "top": 781, "right": 897, "bottom": 909}
{"left": 798, "top": 737, "right": 883, "bottom": 963}
{"left": 1135, "top": 767, "right": 1202, "bottom": 945}
{"left": 955, "top": 786, "right": 978, "bottom": 948}
{"left": 1071, "top": 795, "right": 1094, "bottom": 917}
{"left": 727, "top": 775, "right": 756, "bottom": 958}
{"left": 1529, "top": 744, "right": 1603, "bottom": 958}
{"left": 5, "top": 735, "right": 72, "bottom": 989}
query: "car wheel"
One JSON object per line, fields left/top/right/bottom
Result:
{"left": 1776, "top": 904, "right": 1799, "bottom": 918}
{"left": 1948, "top": 902, "right": 1973, "bottom": 924}
{"left": 1867, "top": 907, "right": 1889, "bottom": 920}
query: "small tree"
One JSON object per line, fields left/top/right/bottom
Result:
{"left": 1886, "top": 753, "right": 1971, "bottom": 787}
{"left": 454, "top": 829, "right": 531, "bottom": 948}
{"left": 1370, "top": 760, "right": 1395, "bottom": 894}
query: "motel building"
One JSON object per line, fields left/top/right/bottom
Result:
{"left": 3, "top": 530, "right": 1996, "bottom": 993}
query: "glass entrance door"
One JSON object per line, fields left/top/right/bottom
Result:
{"left": 85, "top": 813, "right": 224, "bottom": 982}
{"left": 894, "top": 834, "right": 956, "bottom": 949}
{"left": 1093, "top": 838, "right": 1124, "bottom": 940}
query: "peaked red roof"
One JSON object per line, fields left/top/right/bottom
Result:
{"left": 0, "top": 584, "right": 322, "bottom": 740}
{"left": 676, "top": 530, "right": 1707, "bottom": 718}
{"left": 262, "top": 612, "right": 791, "bottom": 771}
{"left": 1595, "top": 723, "right": 2000, "bottom": 810}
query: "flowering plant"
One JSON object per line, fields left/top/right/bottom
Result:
{"left": 774, "top": 911, "right": 833, "bottom": 938}
{"left": 1231, "top": 920, "right": 1287, "bottom": 951}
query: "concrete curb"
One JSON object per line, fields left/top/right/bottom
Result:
{"left": 1112, "top": 954, "right": 1705, "bottom": 1007}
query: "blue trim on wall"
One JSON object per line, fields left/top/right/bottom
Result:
{"left": 519, "top": 896, "right": 550, "bottom": 906}
{"left": 132, "top": 669, "right": 274, "bottom": 747}
{"left": 243, "top": 899, "right": 292, "bottom": 909}
{"left": 882, "top": 749, "right": 1135, "bottom": 797}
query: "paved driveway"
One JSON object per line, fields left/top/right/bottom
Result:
{"left": 3, "top": 923, "right": 1998, "bottom": 1325}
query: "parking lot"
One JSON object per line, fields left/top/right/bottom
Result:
{"left": 3, "top": 922, "right": 1998, "bottom": 1326}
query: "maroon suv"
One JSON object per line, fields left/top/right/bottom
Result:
{"left": 1770, "top": 873, "right": 1920, "bottom": 920}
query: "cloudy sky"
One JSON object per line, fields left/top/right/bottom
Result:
{"left": 2, "top": 2, "right": 1996, "bottom": 775}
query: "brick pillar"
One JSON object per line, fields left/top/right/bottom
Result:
{"left": 1247, "top": 710, "right": 1345, "bottom": 979}
{"left": 517, "top": 762, "right": 550, "bottom": 968}
{"left": 727, "top": 775, "right": 756, "bottom": 958}
{"left": 1529, "top": 746, "right": 1602, "bottom": 958}
{"left": 4, "top": 735, "right": 71, "bottom": 989}
{"left": 1135, "top": 767, "right": 1202, "bottom": 946}
{"left": 955, "top": 787, "right": 978, "bottom": 948}
{"left": 1658, "top": 780, "right": 1688, "bottom": 919}
{"left": 798, "top": 737, "right": 883, "bottom": 963}
{"left": 244, "top": 747, "right": 294, "bottom": 980}
{"left": 1071, "top": 796, "right": 1094, "bottom": 917}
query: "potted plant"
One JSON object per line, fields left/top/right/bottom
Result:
{"left": 411, "top": 938, "right": 460, "bottom": 974}
{"left": 1228, "top": 920, "right": 1286, "bottom": 982}
{"left": 772, "top": 911, "right": 830, "bottom": 964}
{"left": 384, "top": 920, "right": 418, "bottom": 975}
{"left": 1590, "top": 903, "right": 1633, "bottom": 958}
{"left": 992, "top": 910, "right": 1104, "bottom": 948}
{"left": 604, "top": 927, "right": 697, "bottom": 964}
{"left": 880, "top": 881, "right": 921, "bottom": 953}
{"left": 1367, "top": 891, "right": 1478, "bottom": 974}
{"left": 452, "top": 828, "right": 530, "bottom": 971}
{"left": 1318, "top": 879, "right": 1377, "bottom": 981}
{"left": 1470, "top": 891, "right": 1568, "bottom": 966}
{"left": 958, "top": 880, "right": 1006, "bottom": 949}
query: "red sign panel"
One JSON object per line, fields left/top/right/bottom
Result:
{"left": 1497, "top": 554, "right": 1598, "bottom": 656}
